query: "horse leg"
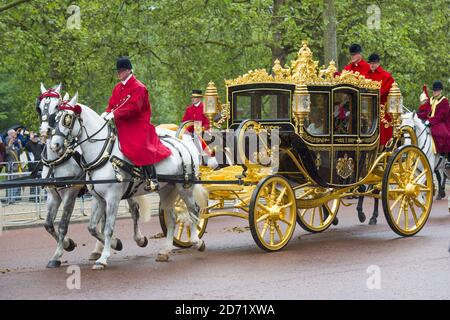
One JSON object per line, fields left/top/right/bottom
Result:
{"left": 46, "top": 189, "right": 78, "bottom": 268}
{"left": 127, "top": 198, "right": 148, "bottom": 247}
{"left": 435, "top": 169, "right": 444, "bottom": 200}
{"left": 156, "top": 185, "right": 178, "bottom": 262}
{"left": 44, "top": 189, "right": 61, "bottom": 242}
{"left": 356, "top": 185, "right": 366, "bottom": 223}
{"left": 93, "top": 197, "right": 121, "bottom": 270}
{"left": 369, "top": 190, "right": 380, "bottom": 225}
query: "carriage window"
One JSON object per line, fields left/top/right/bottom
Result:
{"left": 234, "top": 90, "right": 290, "bottom": 121}
{"left": 305, "top": 93, "right": 329, "bottom": 135}
{"left": 333, "top": 89, "right": 357, "bottom": 135}
{"left": 361, "top": 95, "right": 377, "bottom": 135}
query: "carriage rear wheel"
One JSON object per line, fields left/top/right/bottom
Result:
{"left": 382, "top": 145, "right": 433, "bottom": 236}
{"left": 295, "top": 187, "right": 340, "bottom": 233}
{"left": 158, "top": 203, "right": 208, "bottom": 248}
{"left": 249, "top": 175, "right": 297, "bottom": 252}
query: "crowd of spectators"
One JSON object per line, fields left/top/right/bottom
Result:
{"left": 0, "top": 127, "right": 45, "bottom": 204}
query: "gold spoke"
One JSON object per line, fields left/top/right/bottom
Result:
{"left": 390, "top": 194, "right": 404, "bottom": 212}
{"left": 310, "top": 207, "right": 316, "bottom": 226}
{"left": 279, "top": 202, "right": 293, "bottom": 210}
{"left": 256, "top": 202, "right": 271, "bottom": 213}
{"left": 391, "top": 173, "right": 404, "bottom": 188}
{"left": 270, "top": 223, "right": 275, "bottom": 245}
{"left": 413, "top": 170, "right": 428, "bottom": 183}
{"left": 275, "top": 223, "right": 284, "bottom": 241}
{"left": 409, "top": 157, "right": 421, "bottom": 179}
{"left": 279, "top": 218, "right": 293, "bottom": 227}
{"left": 271, "top": 182, "right": 277, "bottom": 199}
{"left": 404, "top": 206, "right": 409, "bottom": 231}
{"left": 300, "top": 209, "right": 307, "bottom": 218}
{"left": 410, "top": 203, "right": 419, "bottom": 226}
{"left": 276, "top": 187, "right": 287, "bottom": 205}
{"left": 412, "top": 198, "right": 426, "bottom": 211}
{"left": 260, "top": 221, "right": 269, "bottom": 238}
{"left": 390, "top": 188, "right": 406, "bottom": 193}
{"left": 176, "top": 223, "right": 184, "bottom": 240}
{"left": 186, "top": 225, "right": 191, "bottom": 240}
{"left": 396, "top": 198, "right": 406, "bottom": 225}
{"left": 256, "top": 213, "right": 270, "bottom": 223}
{"left": 319, "top": 207, "right": 324, "bottom": 225}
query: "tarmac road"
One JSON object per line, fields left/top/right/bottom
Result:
{"left": 0, "top": 198, "right": 449, "bottom": 300}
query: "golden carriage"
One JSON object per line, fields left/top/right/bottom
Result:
{"left": 159, "top": 41, "right": 433, "bottom": 252}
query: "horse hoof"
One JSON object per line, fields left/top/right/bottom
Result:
{"left": 358, "top": 212, "right": 366, "bottom": 223}
{"left": 88, "top": 252, "right": 101, "bottom": 261}
{"left": 92, "top": 262, "right": 106, "bottom": 270}
{"left": 197, "top": 240, "right": 206, "bottom": 252}
{"left": 64, "top": 238, "right": 77, "bottom": 252}
{"left": 332, "top": 217, "right": 339, "bottom": 226}
{"left": 156, "top": 253, "right": 169, "bottom": 262}
{"left": 113, "top": 239, "right": 123, "bottom": 251}
{"left": 369, "top": 218, "right": 378, "bottom": 225}
{"left": 436, "top": 195, "right": 443, "bottom": 201}
{"left": 46, "top": 260, "right": 62, "bottom": 268}
{"left": 138, "top": 236, "right": 148, "bottom": 248}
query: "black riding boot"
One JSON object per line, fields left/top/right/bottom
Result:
{"left": 143, "top": 165, "right": 159, "bottom": 191}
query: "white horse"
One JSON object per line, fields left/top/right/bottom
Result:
{"left": 37, "top": 84, "right": 148, "bottom": 268}
{"left": 50, "top": 94, "right": 208, "bottom": 269}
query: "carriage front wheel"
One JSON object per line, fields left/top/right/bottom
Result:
{"left": 382, "top": 145, "right": 433, "bottom": 236}
{"left": 249, "top": 175, "right": 297, "bottom": 252}
{"left": 159, "top": 203, "right": 208, "bottom": 248}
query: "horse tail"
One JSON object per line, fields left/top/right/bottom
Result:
{"left": 135, "top": 194, "right": 154, "bottom": 222}
{"left": 193, "top": 185, "right": 208, "bottom": 209}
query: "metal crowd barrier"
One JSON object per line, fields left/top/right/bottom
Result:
{"left": 0, "top": 161, "right": 160, "bottom": 230}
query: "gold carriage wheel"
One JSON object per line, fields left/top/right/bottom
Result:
{"left": 235, "top": 119, "right": 267, "bottom": 165}
{"left": 158, "top": 205, "right": 208, "bottom": 248}
{"left": 382, "top": 145, "right": 433, "bottom": 236}
{"left": 295, "top": 188, "right": 340, "bottom": 233}
{"left": 249, "top": 175, "right": 297, "bottom": 252}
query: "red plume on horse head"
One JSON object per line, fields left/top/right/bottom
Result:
{"left": 58, "top": 92, "right": 82, "bottom": 114}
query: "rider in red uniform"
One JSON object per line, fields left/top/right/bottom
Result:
{"left": 102, "top": 57, "right": 171, "bottom": 189}
{"left": 366, "top": 53, "right": 395, "bottom": 147}
{"left": 417, "top": 81, "right": 450, "bottom": 157}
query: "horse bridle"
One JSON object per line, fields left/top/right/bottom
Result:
{"left": 37, "top": 89, "right": 62, "bottom": 136}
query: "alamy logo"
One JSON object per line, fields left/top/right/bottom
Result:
{"left": 366, "top": 265, "right": 381, "bottom": 290}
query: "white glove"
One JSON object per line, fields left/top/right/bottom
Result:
{"left": 104, "top": 112, "right": 114, "bottom": 121}
{"left": 424, "top": 120, "right": 430, "bottom": 127}
{"left": 100, "top": 112, "right": 107, "bottom": 119}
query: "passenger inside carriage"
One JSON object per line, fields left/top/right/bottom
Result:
{"left": 333, "top": 92, "right": 353, "bottom": 134}
{"left": 306, "top": 93, "right": 329, "bottom": 135}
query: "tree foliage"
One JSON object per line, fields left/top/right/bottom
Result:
{"left": 0, "top": 0, "right": 448, "bottom": 130}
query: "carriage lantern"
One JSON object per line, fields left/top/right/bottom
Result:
{"left": 387, "top": 82, "right": 403, "bottom": 134}
{"left": 204, "top": 81, "right": 219, "bottom": 125}
{"left": 292, "top": 83, "right": 311, "bottom": 135}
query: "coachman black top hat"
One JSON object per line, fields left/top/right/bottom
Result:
{"left": 432, "top": 81, "right": 443, "bottom": 91}
{"left": 349, "top": 44, "right": 363, "bottom": 55}
{"left": 116, "top": 56, "right": 133, "bottom": 70}
{"left": 191, "top": 89, "right": 203, "bottom": 98}
{"left": 368, "top": 53, "right": 380, "bottom": 63}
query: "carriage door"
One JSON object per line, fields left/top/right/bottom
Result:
{"left": 331, "top": 87, "right": 359, "bottom": 185}
{"left": 358, "top": 93, "right": 380, "bottom": 181}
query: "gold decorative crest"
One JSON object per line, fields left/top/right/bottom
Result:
{"left": 225, "top": 41, "right": 381, "bottom": 90}
{"left": 336, "top": 153, "right": 354, "bottom": 179}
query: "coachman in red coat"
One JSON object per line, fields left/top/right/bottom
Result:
{"left": 182, "top": 90, "right": 210, "bottom": 132}
{"left": 103, "top": 57, "right": 171, "bottom": 189}
{"left": 335, "top": 44, "right": 371, "bottom": 77}
{"left": 417, "top": 81, "right": 450, "bottom": 154}
{"left": 366, "top": 53, "right": 395, "bottom": 146}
